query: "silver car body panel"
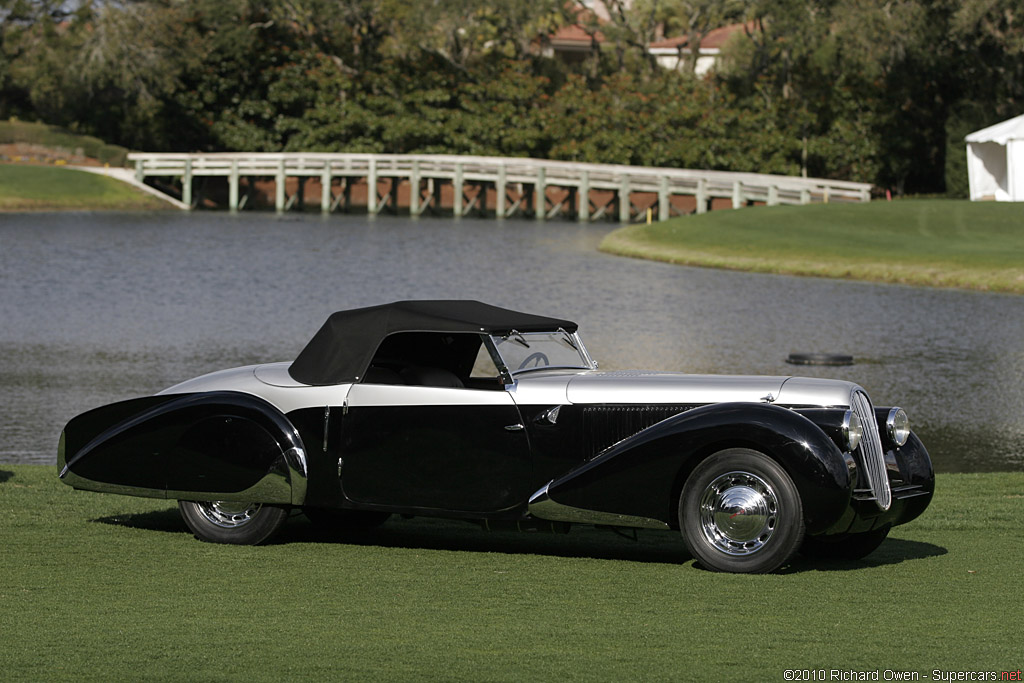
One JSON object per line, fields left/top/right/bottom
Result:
{"left": 528, "top": 482, "right": 670, "bottom": 529}
{"left": 161, "top": 362, "right": 862, "bottom": 413}
{"left": 565, "top": 371, "right": 789, "bottom": 406}
{"left": 160, "top": 363, "right": 349, "bottom": 415}
{"left": 347, "top": 383, "right": 515, "bottom": 407}
{"left": 776, "top": 376, "right": 858, "bottom": 409}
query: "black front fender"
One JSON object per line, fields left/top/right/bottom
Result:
{"left": 58, "top": 391, "right": 307, "bottom": 505}
{"left": 541, "top": 402, "right": 853, "bottom": 534}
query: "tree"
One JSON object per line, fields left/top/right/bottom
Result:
{"left": 657, "top": 0, "right": 750, "bottom": 75}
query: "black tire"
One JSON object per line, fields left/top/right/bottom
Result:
{"left": 178, "top": 500, "right": 288, "bottom": 545}
{"left": 802, "top": 525, "right": 891, "bottom": 560}
{"left": 303, "top": 507, "right": 391, "bottom": 532}
{"left": 679, "top": 448, "right": 804, "bottom": 573}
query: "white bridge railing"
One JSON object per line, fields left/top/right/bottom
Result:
{"left": 127, "top": 152, "right": 872, "bottom": 221}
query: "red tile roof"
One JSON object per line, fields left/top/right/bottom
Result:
{"left": 648, "top": 21, "right": 752, "bottom": 51}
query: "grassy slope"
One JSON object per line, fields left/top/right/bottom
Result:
{"left": 0, "top": 164, "right": 167, "bottom": 211}
{"left": 600, "top": 200, "right": 1024, "bottom": 294}
{"left": 1, "top": 465, "right": 1021, "bottom": 681}
{"left": 0, "top": 119, "right": 129, "bottom": 166}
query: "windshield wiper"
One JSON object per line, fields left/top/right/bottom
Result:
{"left": 558, "top": 328, "right": 578, "bottom": 350}
{"left": 504, "top": 330, "right": 530, "bottom": 348}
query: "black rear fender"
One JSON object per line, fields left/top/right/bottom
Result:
{"left": 542, "top": 403, "right": 853, "bottom": 534}
{"left": 58, "top": 391, "right": 307, "bottom": 505}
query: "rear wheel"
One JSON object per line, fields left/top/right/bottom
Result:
{"left": 802, "top": 525, "right": 891, "bottom": 560}
{"left": 679, "top": 448, "right": 804, "bottom": 573}
{"left": 178, "top": 500, "right": 288, "bottom": 545}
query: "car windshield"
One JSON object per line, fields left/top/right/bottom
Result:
{"left": 491, "top": 330, "right": 594, "bottom": 375}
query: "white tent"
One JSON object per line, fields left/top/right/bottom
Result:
{"left": 965, "top": 113, "right": 1024, "bottom": 201}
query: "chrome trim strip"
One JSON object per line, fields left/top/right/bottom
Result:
{"left": 60, "top": 446, "right": 308, "bottom": 506}
{"left": 527, "top": 482, "right": 670, "bottom": 530}
{"left": 891, "top": 484, "right": 929, "bottom": 499}
{"left": 59, "top": 467, "right": 167, "bottom": 499}
{"left": 893, "top": 490, "right": 931, "bottom": 499}
{"left": 283, "top": 446, "right": 308, "bottom": 505}
{"left": 170, "top": 471, "right": 293, "bottom": 504}
{"left": 60, "top": 469, "right": 297, "bottom": 504}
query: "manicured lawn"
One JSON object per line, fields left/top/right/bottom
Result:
{"left": 1, "top": 465, "right": 1020, "bottom": 681}
{"left": 600, "top": 200, "right": 1024, "bottom": 294}
{"left": 0, "top": 164, "right": 167, "bottom": 211}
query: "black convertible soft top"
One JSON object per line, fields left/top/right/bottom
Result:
{"left": 288, "top": 300, "right": 578, "bottom": 385}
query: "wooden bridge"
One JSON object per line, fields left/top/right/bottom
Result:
{"left": 127, "top": 152, "right": 872, "bottom": 222}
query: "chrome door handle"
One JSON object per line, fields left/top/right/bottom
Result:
{"left": 504, "top": 423, "right": 524, "bottom": 432}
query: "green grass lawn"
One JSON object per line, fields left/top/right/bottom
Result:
{"left": 0, "top": 164, "right": 168, "bottom": 211}
{"left": 1, "top": 465, "right": 1021, "bottom": 681}
{"left": 601, "top": 200, "right": 1024, "bottom": 294}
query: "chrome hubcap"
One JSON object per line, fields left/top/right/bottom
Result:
{"left": 195, "top": 501, "right": 261, "bottom": 528}
{"left": 698, "top": 471, "right": 778, "bottom": 555}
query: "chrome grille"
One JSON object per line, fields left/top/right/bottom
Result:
{"left": 852, "top": 390, "right": 891, "bottom": 510}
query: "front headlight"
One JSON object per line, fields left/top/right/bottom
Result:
{"left": 887, "top": 407, "right": 910, "bottom": 446}
{"left": 842, "top": 410, "right": 863, "bottom": 451}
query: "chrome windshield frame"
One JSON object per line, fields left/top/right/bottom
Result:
{"left": 490, "top": 330, "right": 597, "bottom": 380}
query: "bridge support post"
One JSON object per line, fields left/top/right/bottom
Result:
{"left": 535, "top": 167, "right": 546, "bottom": 221}
{"left": 454, "top": 163, "right": 464, "bottom": 218}
{"left": 696, "top": 178, "right": 708, "bottom": 214}
{"left": 275, "top": 159, "right": 286, "bottom": 212}
{"left": 578, "top": 171, "right": 590, "bottom": 222}
{"left": 658, "top": 176, "right": 669, "bottom": 221}
{"left": 496, "top": 165, "right": 506, "bottom": 219}
{"left": 183, "top": 158, "right": 193, "bottom": 209}
{"left": 768, "top": 184, "right": 779, "bottom": 207}
{"left": 410, "top": 160, "right": 421, "bottom": 216}
{"left": 229, "top": 159, "right": 240, "bottom": 212}
{"left": 367, "top": 158, "right": 378, "bottom": 214}
{"left": 732, "top": 181, "right": 743, "bottom": 209}
{"left": 321, "top": 165, "right": 332, "bottom": 213}
{"left": 800, "top": 188, "right": 810, "bottom": 205}
{"left": 619, "top": 176, "right": 631, "bottom": 223}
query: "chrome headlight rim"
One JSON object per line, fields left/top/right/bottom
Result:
{"left": 886, "top": 407, "right": 910, "bottom": 447}
{"left": 841, "top": 410, "right": 863, "bottom": 452}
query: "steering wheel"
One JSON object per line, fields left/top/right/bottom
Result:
{"left": 518, "top": 352, "right": 550, "bottom": 370}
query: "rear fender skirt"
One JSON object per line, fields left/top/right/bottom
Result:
{"left": 58, "top": 391, "right": 307, "bottom": 505}
{"left": 532, "top": 402, "right": 852, "bottom": 534}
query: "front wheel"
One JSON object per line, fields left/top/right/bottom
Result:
{"left": 178, "top": 500, "right": 288, "bottom": 545}
{"left": 679, "top": 448, "right": 804, "bottom": 573}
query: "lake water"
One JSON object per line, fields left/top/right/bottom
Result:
{"left": 1, "top": 210, "right": 1022, "bottom": 472}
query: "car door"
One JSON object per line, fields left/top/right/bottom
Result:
{"left": 337, "top": 383, "right": 533, "bottom": 513}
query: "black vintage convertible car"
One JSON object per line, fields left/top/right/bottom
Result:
{"left": 59, "top": 300, "right": 934, "bottom": 573}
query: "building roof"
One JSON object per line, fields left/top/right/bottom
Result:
{"left": 965, "top": 113, "right": 1024, "bottom": 145}
{"left": 549, "top": 22, "right": 604, "bottom": 50}
{"left": 648, "top": 22, "right": 751, "bottom": 53}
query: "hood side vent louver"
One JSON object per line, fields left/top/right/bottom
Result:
{"left": 582, "top": 405, "right": 693, "bottom": 460}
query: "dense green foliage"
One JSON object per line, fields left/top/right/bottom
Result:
{"left": 1, "top": 465, "right": 1021, "bottom": 680}
{"left": 1, "top": 0, "right": 1021, "bottom": 195}
{"left": 0, "top": 163, "right": 169, "bottom": 210}
{"left": 601, "top": 200, "right": 1024, "bottom": 293}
